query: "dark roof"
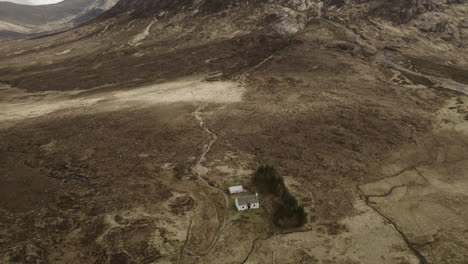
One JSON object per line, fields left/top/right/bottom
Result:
{"left": 236, "top": 195, "right": 259, "bottom": 205}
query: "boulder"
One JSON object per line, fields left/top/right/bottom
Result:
{"left": 361, "top": 44, "right": 378, "bottom": 57}
{"left": 326, "top": 40, "right": 359, "bottom": 55}
{"left": 281, "top": 0, "right": 314, "bottom": 11}
{"left": 2, "top": 243, "right": 46, "bottom": 264}
{"left": 460, "top": 19, "right": 468, "bottom": 28}
{"left": 415, "top": 13, "right": 449, "bottom": 32}
{"left": 272, "top": 16, "right": 305, "bottom": 36}
{"left": 265, "top": 10, "right": 308, "bottom": 37}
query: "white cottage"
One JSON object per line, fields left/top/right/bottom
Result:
{"left": 228, "top": 185, "right": 245, "bottom": 195}
{"left": 235, "top": 194, "right": 260, "bottom": 211}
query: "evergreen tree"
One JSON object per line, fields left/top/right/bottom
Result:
{"left": 253, "top": 165, "right": 307, "bottom": 228}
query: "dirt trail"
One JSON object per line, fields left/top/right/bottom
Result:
{"left": 357, "top": 186, "right": 428, "bottom": 264}
{"left": 130, "top": 18, "right": 157, "bottom": 45}
{"left": 241, "top": 236, "right": 269, "bottom": 264}
{"left": 180, "top": 104, "right": 230, "bottom": 258}
{"left": 241, "top": 227, "right": 315, "bottom": 263}
{"left": 376, "top": 53, "right": 468, "bottom": 96}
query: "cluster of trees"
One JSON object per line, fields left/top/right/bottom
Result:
{"left": 253, "top": 165, "right": 307, "bottom": 228}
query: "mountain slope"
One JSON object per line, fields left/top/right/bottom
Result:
{"left": 0, "top": 0, "right": 468, "bottom": 263}
{"left": 0, "top": 0, "right": 118, "bottom": 40}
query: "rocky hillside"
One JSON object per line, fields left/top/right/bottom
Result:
{"left": 0, "top": 0, "right": 118, "bottom": 41}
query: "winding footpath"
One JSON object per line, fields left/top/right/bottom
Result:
{"left": 130, "top": 18, "right": 157, "bottom": 45}
{"left": 179, "top": 104, "right": 230, "bottom": 260}
{"left": 376, "top": 53, "right": 468, "bottom": 96}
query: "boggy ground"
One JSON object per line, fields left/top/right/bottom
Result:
{"left": 1, "top": 3, "right": 468, "bottom": 264}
